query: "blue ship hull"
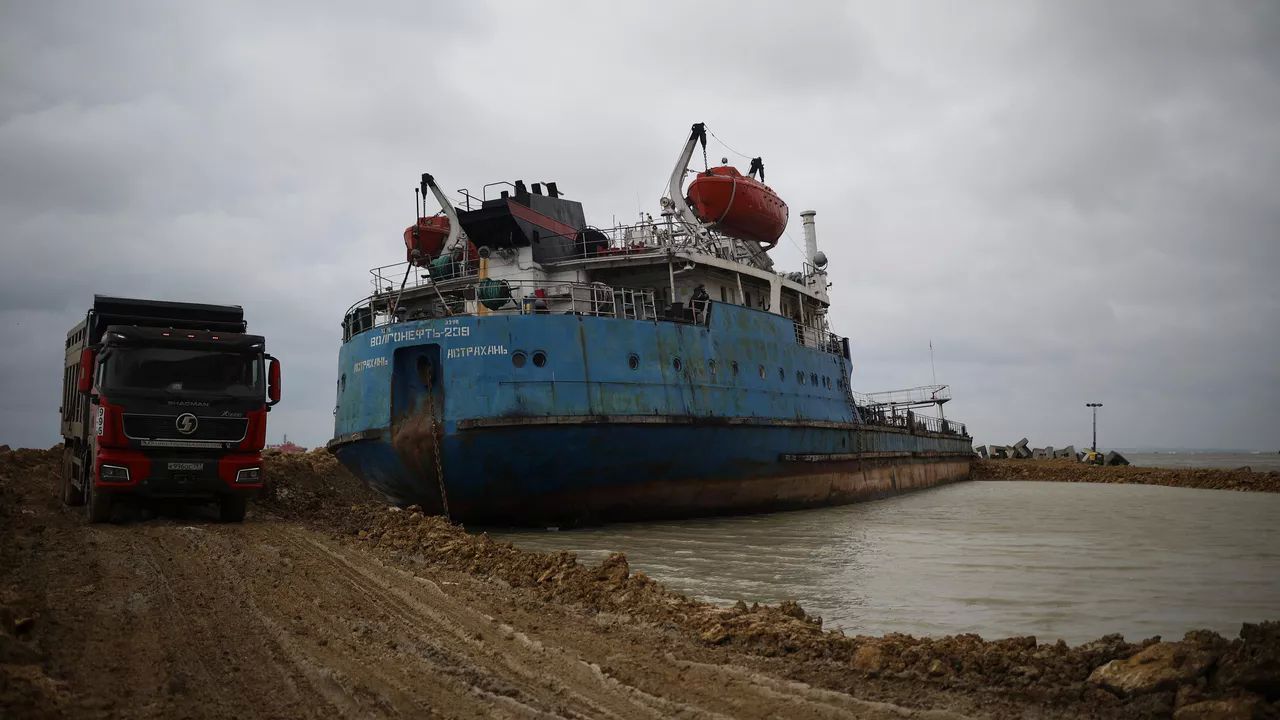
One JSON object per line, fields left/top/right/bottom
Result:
{"left": 328, "top": 303, "right": 972, "bottom": 525}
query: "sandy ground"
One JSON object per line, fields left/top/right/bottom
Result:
{"left": 2, "top": 448, "right": 1276, "bottom": 719}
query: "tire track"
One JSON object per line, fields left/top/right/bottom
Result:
{"left": 280, "top": 529, "right": 652, "bottom": 718}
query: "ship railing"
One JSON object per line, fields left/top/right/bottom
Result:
{"left": 522, "top": 219, "right": 756, "bottom": 267}
{"left": 856, "top": 406, "right": 968, "bottom": 437}
{"left": 542, "top": 242, "right": 671, "bottom": 266}
{"left": 341, "top": 279, "right": 660, "bottom": 341}
{"left": 370, "top": 219, "right": 762, "bottom": 286}
{"left": 541, "top": 237, "right": 763, "bottom": 268}
{"left": 857, "top": 385, "right": 951, "bottom": 409}
{"left": 793, "top": 321, "right": 846, "bottom": 356}
{"left": 369, "top": 259, "right": 480, "bottom": 295}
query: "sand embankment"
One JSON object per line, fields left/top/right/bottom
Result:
{"left": 973, "top": 458, "right": 1280, "bottom": 492}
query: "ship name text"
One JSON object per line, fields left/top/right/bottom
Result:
{"left": 447, "top": 345, "right": 508, "bottom": 360}
{"left": 370, "top": 325, "right": 471, "bottom": 347}
{"left": 353, "top": 357, "right": 389, "bottom": 373}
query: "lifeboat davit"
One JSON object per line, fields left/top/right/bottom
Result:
{"left": 404, "top": 215, "right": 451, "bottom": 266}
{"left": 403, "top": 215, "right": 481, "bottom": 273}
{"left": 686, "top": 166, "right": 788, "bottom": 248}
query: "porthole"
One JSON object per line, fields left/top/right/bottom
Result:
{"left": 758, "top": 364, "right": 766, "bottom": 379}
{"left": 708, "top": 359, "right": 717, "bottom": 375}
{"left": 778, "top": 367, "right": 784, "bottom": 381}
{"left": 512, "top": 352, "right": 527, "bottom": 368}
{"left": 796, "top": 370, "right": 805, "bottom": 384}
{"left": 628, "top": 353, "right": 640, "bottom": 370}
{"left": 673, "top": 357, "right": 683, "bottom": 372}
{"left": 731, "top": 361, "right": 740, "bottom": 376}
{"left": 532, "top": 351, "right": 548, "bottom": 367}
{"left": 811, "top": 372, "right": 818, "bottom": 386}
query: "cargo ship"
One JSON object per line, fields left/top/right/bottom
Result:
{"left": 328, "top": 123, "right": 973, "bottom": 525}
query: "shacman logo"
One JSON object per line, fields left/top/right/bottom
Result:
{"left": 175, "top": 413, "right": 199, "bottom": 435}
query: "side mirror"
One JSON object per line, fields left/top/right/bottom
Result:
{"left": 267, "top": 356, "right": 281, "bottom": 406}
{"left": 77, "top": 348, "right": 96, "bottom": 393}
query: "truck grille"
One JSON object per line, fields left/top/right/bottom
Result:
{"left": 122, "top": 414, "right": 248, "bottom": 442}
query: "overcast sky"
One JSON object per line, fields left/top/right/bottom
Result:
{"left": 2, "top": 1, "right": 1277, "bottom": 451}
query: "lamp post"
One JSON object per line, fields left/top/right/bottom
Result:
{"left": 1086, "top": 403, "right": 1103, "bottom": 452}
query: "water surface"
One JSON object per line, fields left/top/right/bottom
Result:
{"left": 495, "top": 481, "right": 1280, "bottom": 644}
{"left": 1125, "top": 451, "right": 1280, "bottom": 471}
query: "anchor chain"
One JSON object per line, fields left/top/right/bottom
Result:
{"left": 424, "top": 369, "right": 451, "bottom": 521}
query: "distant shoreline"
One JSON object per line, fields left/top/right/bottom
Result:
{"left": 972, "top": 458, "right": 1279, "bottom": 493}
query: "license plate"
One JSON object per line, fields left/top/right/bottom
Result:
{"left": 168, "top": 462, "right": 204, "bottom": 471}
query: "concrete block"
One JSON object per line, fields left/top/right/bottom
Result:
{"left": 1045, "top": 446, "right": 1054, "bottom": 458}
{"left": 1054, "top": 445, "right": 1075, "bottom": 459}
{"left": 1104, "top": 451, "right": 1130, "bottom": 466}
{"left": 988, "top": 445, "right": 1007, "bottom": 459}
{"left": 1075, "top": 452, "right": 1084, "bottom": 462}
{"left": 976, "top": 445, "right": 988, "bottom": 459}
{"left": 1032, "top": 447, "right": 1048, "bottom": 459}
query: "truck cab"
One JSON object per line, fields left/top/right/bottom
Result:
{"left": 60, "top": 296, "right": 281, "bottom": 522}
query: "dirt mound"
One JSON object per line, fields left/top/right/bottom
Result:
{"left": 0, "top": 448, "right": 70, "bottom": 718}
{"left": 257, "top": 448, "right": 379, "bottom": 518}
{"left": 0, "top": 446, "right": 60, "bottom": 482}
{"left": 0, "top": 446, "right": 61, "bottom": 521}
{"left": 973, "top": 458, "right": 1280, "bottom": 492}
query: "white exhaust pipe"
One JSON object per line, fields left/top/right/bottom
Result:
{"left": 801, "top": 210, "right": 818, "bottom": 265}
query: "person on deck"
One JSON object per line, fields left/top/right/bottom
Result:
{"left": 691, "top": 284, "right": 710, "bottom": 322}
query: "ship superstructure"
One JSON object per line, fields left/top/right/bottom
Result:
{"left": 328, "top": 123, "right": 972, "bottom": 525}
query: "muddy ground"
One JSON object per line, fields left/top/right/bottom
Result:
{"left": 2, "top": 448, "right": 1277, "bottom": 719}
{"left": 973, "top": 458, "right": 1280, "bottom": 493}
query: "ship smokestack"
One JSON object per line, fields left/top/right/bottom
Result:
{"left": 801, "top": 210, "right": 818, "bottom": 265}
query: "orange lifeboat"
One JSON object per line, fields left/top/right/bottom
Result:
{"left": 686, "top": 165, "right": 788, "bottom": 248}
{"left": 403, "top": 215, "right": 451, "bottom": 266}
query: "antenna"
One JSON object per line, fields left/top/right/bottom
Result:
{"left": 930, "top": 339, "right": 937, "bottom": 386}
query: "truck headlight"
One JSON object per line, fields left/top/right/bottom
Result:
{"left": 100, "top": 464, "right": 130, "bottom": 482}
{"left": 235, "top": 467, "right": 261, "bottom": 484}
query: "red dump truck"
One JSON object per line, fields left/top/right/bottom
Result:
{"left": 59, "top": 296, "right": 281, "bottom": 522}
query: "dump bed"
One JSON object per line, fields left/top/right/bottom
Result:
{"left": 85, "top": 295, "right": 247, "bottom": 344}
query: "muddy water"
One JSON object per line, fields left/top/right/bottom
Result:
{"left": 495, "top": 481, "right": 1280, "bottom": 644}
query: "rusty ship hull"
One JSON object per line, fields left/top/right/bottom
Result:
{"left": 328, "top": 306, "right": 973, "bottom": 526}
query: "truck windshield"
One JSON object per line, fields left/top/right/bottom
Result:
{"left": 102, "top": 348, "right": 263, "bottom": 397}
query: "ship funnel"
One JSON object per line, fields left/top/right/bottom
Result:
{"left": 801, "top": 210, "right": 820, "bottom": 267}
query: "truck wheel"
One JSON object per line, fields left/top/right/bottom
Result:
{"left": 86, "top": 485, "right": 113, "bottom": 524}
{"left": 61, "top": 448, "right": 85, "bottom": 507}
{"left": 219, "top": 496, "right": 248, "bottom": 523}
